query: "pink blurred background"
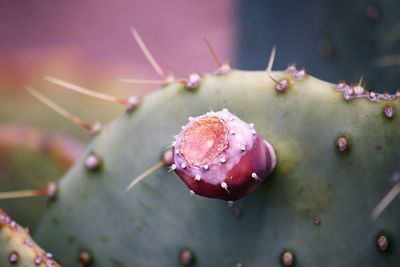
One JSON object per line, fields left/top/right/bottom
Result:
{"left": 0, "top": 1, "right": 234, "bottom": 91}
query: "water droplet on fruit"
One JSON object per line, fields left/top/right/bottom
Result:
{"left": 179, "top": 249, "right": 195, "bottom": 266}
{"left": 9, "top": 252, "right": 19, "bottom": 264}
{"left": 281, "top": 251, "right": 294, "bottom": 266}
{"left": 377, "top": 234, "right": 389, "bottom": 252}
{"left": 84, "top": 154, "right": 101, "bottom": 171}
{"left": 336, "top": 136, "right": 350, "bottom": 152}
{"left": 384, "top": 106, "right": 395, "bottom": 119}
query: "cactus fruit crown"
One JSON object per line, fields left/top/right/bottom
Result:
{"left": 2, "top": 32, "right": 400, "bottom": 266}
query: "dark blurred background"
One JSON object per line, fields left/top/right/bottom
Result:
{"left": 237, "top": 0, "right": 400, "bottom": 92}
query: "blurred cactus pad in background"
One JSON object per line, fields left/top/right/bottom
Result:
{"left": 0, "top": 1, "right": 399, "bottom": 266}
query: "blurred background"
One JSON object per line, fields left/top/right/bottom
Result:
{"left": 0, "top": 0, "right": 399, "bottom": 228}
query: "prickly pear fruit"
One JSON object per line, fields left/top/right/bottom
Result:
{"left": 172, "top": 109, "right": 276, "bottom": 200}
{"left": 0, "top": 209, "right": 60, "bottom": 267}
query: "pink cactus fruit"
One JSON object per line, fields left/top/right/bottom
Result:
{"left": 172, "top": 109, "right": 276, "bottom": 201}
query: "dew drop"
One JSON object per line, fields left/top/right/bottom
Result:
{"left": 186, "top": 73, "right": 201, "bottom": 90}
{"left": 377, "top": 235, "right": 389, "bottom": 252}
{"left": 84, "top": 154, "right": 101, "bottom": 171}
{"left": 9, "top": 252, "right": 19, "bottom": 264}
{"left": 276, "top": 79, "right": 289, "bottom": 92}
{"left": 353, "top": 85, "right": 364, "bottom": 95}
{"left": 336, "top": 136, "right": 350, "bottom": 152}
{"left": 384, "top": 106, "right": 395, "bottom": 119}
{"left": 79, "top": 250, "right": 93, "bottom": 266}
{"left": 179, "top": 249, "right": 195, "bottom": 266}
{"left": 281, "top": 251, "right": 294, "bottom": 266}
{"left": 343, "top": 86, "right": 354, "bottom": 100}
{"left": 294, "top": 70, "right": 305, "bottom": 80}
{"left": 162, "top": 148, "right": 174, "bottom": 165}
{"left": 336, "top": 82, "right": 346, "bottom": 91}
{"left": 126, "top": 95, "right": 141, "bottom": 111}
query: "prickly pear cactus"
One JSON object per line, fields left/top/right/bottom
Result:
{"left": 30, "top": 66, "right": 400, "bottom": 266}
{"left": 0, "top": 209, "right": 60, "bottom": 267}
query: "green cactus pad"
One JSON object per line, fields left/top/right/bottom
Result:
{"left": 35, "top": 69, "right": 400, "bottom": 266}
{"left": 0, "top": 209, "right": 60, "bottom": 267}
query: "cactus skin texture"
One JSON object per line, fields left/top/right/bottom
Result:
{"left": 34, "top": 69, "right": 400, "bottom": 266}
{"left": 0, "top": 209, "right": 60, "bottom": 267}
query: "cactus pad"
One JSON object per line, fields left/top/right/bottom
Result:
{"left": 34, "top": 68, "right": 400, "bottom": 266}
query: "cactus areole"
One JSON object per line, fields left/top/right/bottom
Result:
{"left": 172, "top": 110, "right": 276, "bottom": 200}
